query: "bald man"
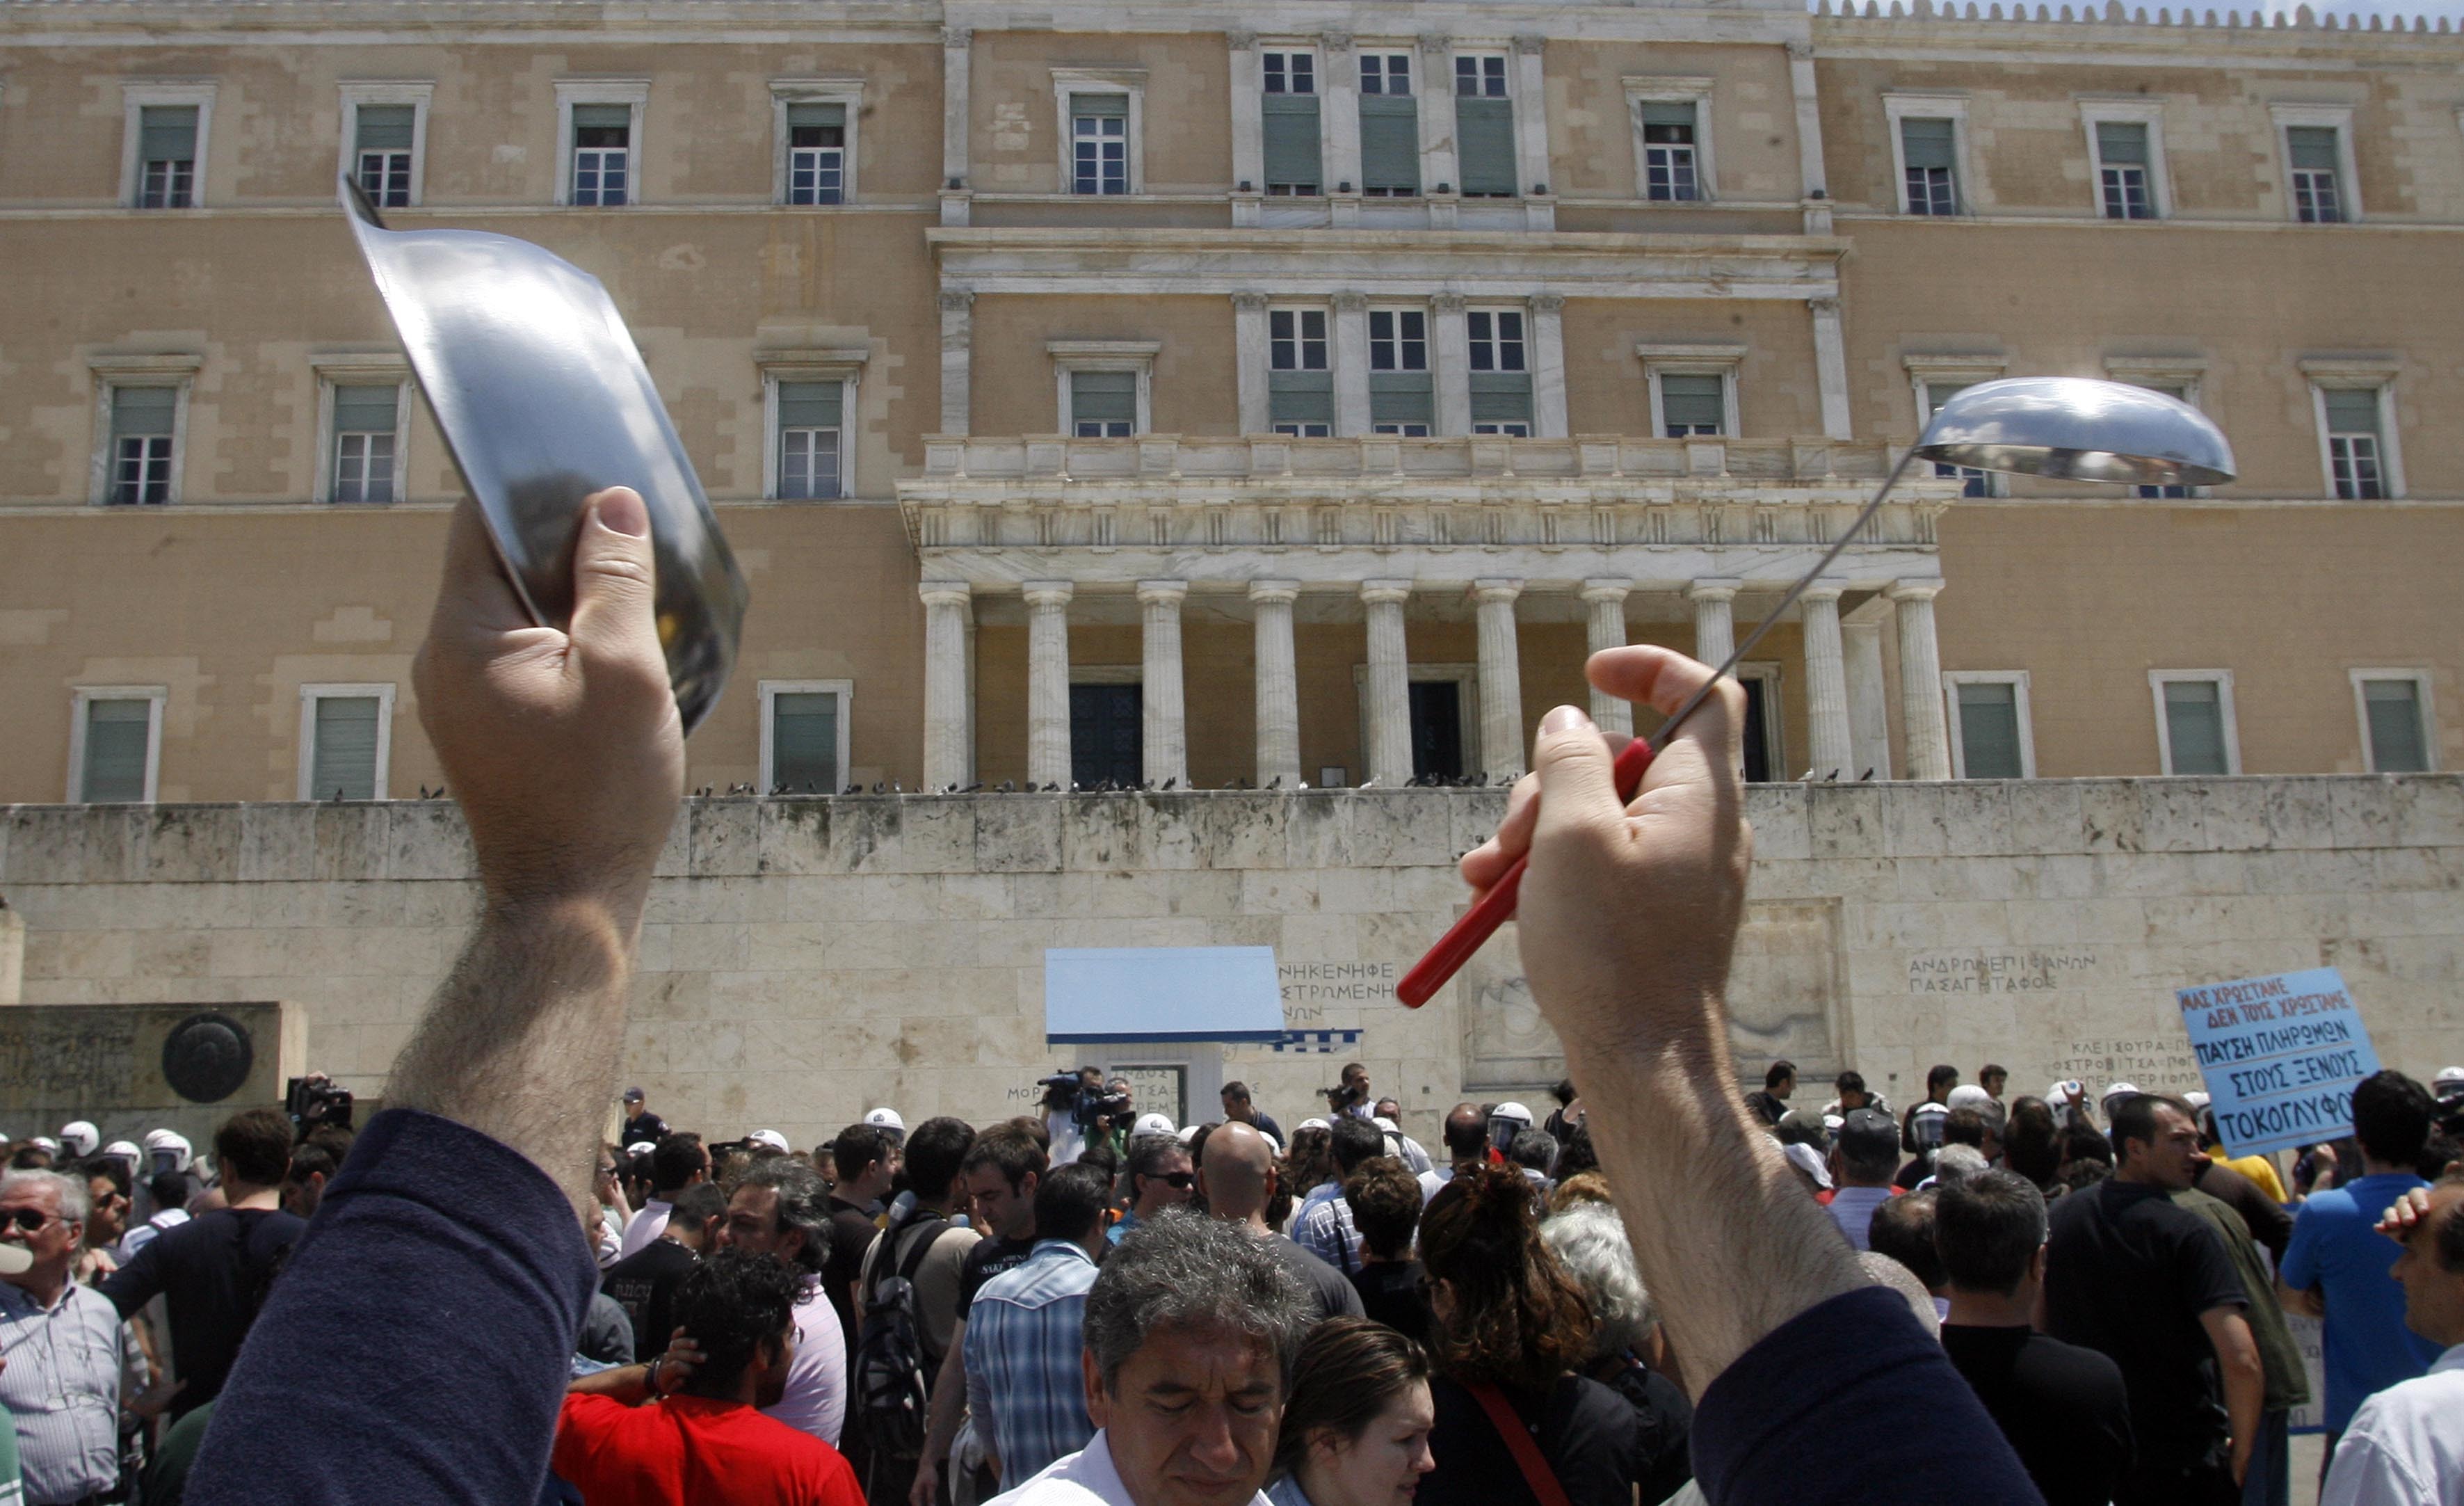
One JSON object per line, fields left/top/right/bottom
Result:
{"left": 1419, "top": 1104, "right": 1490, "bottom": 1204}
{"left": 1196, "top": 1121, "right": 1362, "bottom": 1323}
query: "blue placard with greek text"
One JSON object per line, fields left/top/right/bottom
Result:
{"left": 2177, "top": 968, "right": 2380, "bottom": 1159}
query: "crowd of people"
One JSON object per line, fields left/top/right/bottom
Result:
{"left": 3, "top": 489, "right": 2460, "bottom": 1506}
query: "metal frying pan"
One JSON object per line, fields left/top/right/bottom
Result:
{"left": 339, "top": 175, "right": 748, "bottom": 733}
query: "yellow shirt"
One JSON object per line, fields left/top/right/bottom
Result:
{"left": 2210, "top": 1147, "right": 2289, "bottom": 1203}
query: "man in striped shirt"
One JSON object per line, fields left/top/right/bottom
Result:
{"left": 0, "top": 1170, "right": 140, "bottom": 1506}
{"left": 965, "top": 1163, "right": 1111, "bottom": 1491}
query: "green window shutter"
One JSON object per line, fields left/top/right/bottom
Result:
{"left": 572, "top": 103, "right": 632, "bottom": 131}
{"left": 355, "top": 104, "right": 415, "bottom": 152}
{"left": 2362, "top": 680, "right": 2427, "bottom": 773}
{"left": 1661, "top": 374, "right": 1725, "bottom": 432}
{"left": 1901, "top": 117, "right": 1956, "bottom": 170}
{"left": 771, "top": 691, "right": 839, "bottom": 792}
{"left": 778, "top": 380, "right": 844, "bottom": 430}
{"left": 787, "top": 102, "right": 846, "bottom": 131}
{"left": 139, "top": 106, "right": 198, "bottom": 161}
{"left": 2161, "top": 680, "right": 2229, "bottom": 775}
{"left": 1071, "top": 93, "right": 1128, "bottom": 120}
{"left": 1072, "top": 370, "right": 1137, "bottom": 425}
{"left": 2286, "top": 125, "right": 2338, "bottom": 171}
{"left": 1262, "top": 95, "right": 1322, "bottom": 189}
{"left": 1955, "top": 682, "right": 2022, "bottom": 778}
{"left": 1360, "top": 95, "right": 1419, "bottom": 193}
{"left": 310, "top": 695, "right": 383, "bottom": 799}
{"left": 1468, "top": 371, "right": 1532, "bottom": 423}
{"left": 332, "top": 384, "right": 398, "bottom": 435}
{"left": 1456, "top": 97, "right": 1517, "bottom": 195}
{"left": 2095, "top": 120, "right": 2148, "bottom": 166}
{"left": 82, "top": 698, "right": 152, "bottom": 803}
{"left": 1369, "top": 372, "right": 1433, "bottom": 425}
{"left": 2322, "top": 388, "right": 2378, "bottom": 436}
{"left": 1269, "top": 369, "right": 1334, "bottom": 424}
{"left": 111, "top": 386, "right": 177, "bottom": 441}
{"left": 1640, "top": 100, "right": 1696, "bottom": 131}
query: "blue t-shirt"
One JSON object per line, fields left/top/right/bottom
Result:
{"left": 2279, "top": 1170, "right": 2440, "bottom": 1430}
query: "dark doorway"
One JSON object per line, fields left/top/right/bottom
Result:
{"left": 1071, "top": 683, "right": 1143, "bottom": 787}
{"left": 1408, "top": 680, "right": 1465, "bottom": 781}
{"left": 1740, "top": 675, "right": 1773, "bottom": 783}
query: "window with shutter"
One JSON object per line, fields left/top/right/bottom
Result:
{"left": 355, "top": 104, "right": 417, "bottom": 207}
{"left": 1954, "top": 682, "right": 2023, "bottom": 779}
{"left": 1659, "top": 374, "right": 1725, "bottom": 437}
{"left": 309, "top": 695, "right": 384, "bottom": 800}
{"left": 1070, "top": 370, "right": 1138, "bottom": 438}
{"left": 1640, "top": 101, "right": 1700, "bottom": 202}
{"left": 1469, "top": 308, "right": 1532, "bottom": 434}
{"left": 80, "top": 697, "right": 155, "bottom": 803}
{"left": 1269, "top": 307, "right": 1332, "bottom": 435}
{"left": 1456, "top": 96, "right": 1516, "bottom": 196}
{"left": 1900, "top": 117, "right": 1958, "bottom": 216}
{"left": 1357, "top": 51, "right": 1417, "bottom": 195}
{"left": 109, "top": 387, "right": 178, "bottom": 506}
{"left": 2286, "top": 126, "right": 2343, "bottom": 223}
{"left": 2322, "top": 387, "right": 2384, "bottom": 499}
{"left": 769, "top": 691, "right": 841, "bottom": 794}
{"left": 332, "top": 385, "right": 400, "bottom": 504}
{"left": 787, "top": 102, "right": 846, "bottom": 205}
{"left": 138, "top": 106, "right": 199, "bottom": 208}
{"left": 1071, "top": 93, "right": 1129, "bottom": 195}
{"left": 778, "top": 380, "right": 846, "bottom": 499}
{"left": 1262, "top": 94, "right": 1323, "bottom": 195}
{"left": 2160, "top": 680, "right": 2230, "bottom": 775}
{"left": 2360, "top": 679, "right": 2429, "bottom": 773}
{"left": 571, "top": 103, "right": 632, "bottom": 205}
{"left": 2095, "top": 120, "right": 2153, "bottom": 219}
{"left": 1369, "top": 309, "right": 1432, "bottom": 433}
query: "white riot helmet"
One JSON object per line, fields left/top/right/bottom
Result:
{"left": 59, "top": 1122, "right": 100, "bottom": 1159}
{"left": 1487, "top": 1101, "right": 1534, "bottom": 1153}
{"left": 143, "top": 1128, "right": 194, "bottom": 1175}
{"left": 103, "top": 1141, "right": 142, "bottom": 1167}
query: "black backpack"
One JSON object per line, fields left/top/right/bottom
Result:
{"left": 851, "top": 1212, "right": 949, "bottom": 1462}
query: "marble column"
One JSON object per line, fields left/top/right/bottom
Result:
{"left": 1842, "top": 607, "right": 1893, "bottom": 783}
{"left": 1687, "top": 577, "right": 1740, "bottom": 668}
{"left": 1810, "top": 297, "right": 1851, "bottom": 441}
{"left": 1581, "top": 579, "right": 1633, "bottom": 735}
{"left": 1474, "top": 579, "right": 1527, "bottom": 778}
{"left": 1321, "top": 31, "right": 1362, "bottom": 193}
{"left": 1024, "top": 581, "right": 1074, "bottom": 790}
{"left": 1233, "top": 292, "right": 1271, "bottom": 434}
{"left": 1227, "top": 31, "right": 1263, "bottom": 196}
{"left": 1360, "top": 579, "right": 1415, "bottom": 787}
{"left": 941, "top": 27, "right": 973, "bottom": 223}
{"left": 1250, "top": 580, "right": 1302, "bottom": 788}
{"left": 1332, "top": 293, "right": 1372, "bottom": 437}
{"left": 1432, "top": 294, "right": 1472, "bottom": 435}
{"left": 1138, "top": 579, "right": 1190, "bottom": 788}
{"left": 1787, "top": 41, "right": 1828, "bottom": 200}
{"left": 1529, "top": 294, "right": 1569, "bottom": 438}
{"left": 1512, "top": 36, "right": 1550, "bottom": 192}
{"left": 1415, "top": 33, "right": 1457, "bottom": 196}
{"left": 1890, "top": 579, "right": 1952, "bottom": 780}
{"left": 1800, "top": 582, "right": 1854, "bottom": 780}
{"left": 940, "top": 289, "right": 974, "bottom": 435}
{"left": 919, "top": 582, "right": 973, "bottom": 792}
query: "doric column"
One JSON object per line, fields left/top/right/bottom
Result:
{"left": 1415, "top": 34, "right": 1457, "bottom": 194}
{"left": 1432, "top": 294, "right": 1471, "bottom": 435}
{"left": 1686, "top": 577, "right": 1740, "bottom": 668}
{"left": 1250, "top": 580, "right": 1302, "bottom": 788}
{"left": 1024, "top": 581, "right": 1074, "bottom": 790}
{"left": 1512, "top": 36, "right": 1550, "bottom": 193}
{"left": 1332, "top": 292, "right": 1372, "bottom": 437}
{"left": 1810, "top": 297, "right": 1851, "bottom": 441}
{"left": 1787, "top": 41, "right": 1828, "bottom": 200}
{"left": 1233, "top": 292, "right": 1271, "bottom": 434}
{"left": 942, "top": 27, "right": 973, "bottom": 189}
{"left": 1889, "top": 579, "right": 1952, "bottom": 780}
{"left": 940, "top": 289, "right": 974, "bottom": 436}
{"left": 1529, "top": 293, "right": 1568, "bottom": 438}
{"left": 1474, "top": 579, "right": 1527, "bottom": 779}
{"left": 1321, "top": 32, "right": 1362, "bottom": 193}
{"left": 1227, "top": 30, "right": 1263, "bottom": 195}
{"left": 1360, "top": 579, "right": 1415, "bottom": 787}
{"left": 1800, "top": 582, "right": 1853, "bottom": 780}
{"left": 1138, "top": 579, "right": 1190, "bottom": 788}
{"left": 1580, "top": 579, "right": 1633, "bottom": 736}
{"left": 919, "top": 582, "right": 973, "bottom": 792}
{"left": 1842, "top": 608, "right": 1892, "bottom": 783}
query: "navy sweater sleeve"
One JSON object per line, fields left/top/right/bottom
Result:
{"left": 1692, "top": 1285, "right": 2045, "bottom": 1506}
{"left": 184, "top": 1109, "right": 599, "bottom": 1506}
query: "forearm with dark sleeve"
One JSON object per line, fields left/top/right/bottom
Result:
{"left": 1692, "top": 1286, "right": 2046, "bottom": 1506}
{"left": 182, "top": 1110, "right": 599, "bottom": 1505}
{"left": 99, "top": 1234, "right": 165, "bottom": 1318}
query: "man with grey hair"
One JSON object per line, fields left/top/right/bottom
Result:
{"left": 1540, "top": 1203, "right": 1691, "bottom": 1505}
{"left": 718, "top": 1154, "right": 850, "bottom": 1445}
{"left": 988, "top": 1210, "right": 1311, "bottom": 1506}
{"left": 0, "top": 1168, "right": 143, "bottom": 1506}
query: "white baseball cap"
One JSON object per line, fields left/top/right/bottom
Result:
{"left": 1297, "top": 1117, "right": 1331, "bottom": 1133}
{"left": 1132, "top": 1113, "right": 1176, "bottom": 1139}
{"left": 1782, "top": 1141, "right": 1834, "bottom": 1192}
{"left": 748, "top": 1129, "right": 790, "bottom": 1153}
{"left": 59, "top": 1122, "right": 99, "bottom": 1158}
{"left": 2432, "top": 1066, "right": 2464, "bottom": 1096}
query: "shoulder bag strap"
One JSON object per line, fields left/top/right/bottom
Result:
{"left": 1465, "top": 1380, "right": 1576, "bottom": 1506}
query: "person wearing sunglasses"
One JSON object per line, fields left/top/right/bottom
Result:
{"left": 0, "top": 1168, "right": 143, "bottom": 1506}
{"left": 1109, "top": 1135, "right": 1196, "bottom": 1248}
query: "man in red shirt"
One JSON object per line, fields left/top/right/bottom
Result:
{"left": 554, "top": 1249, "right": 864, "bottom": 1506}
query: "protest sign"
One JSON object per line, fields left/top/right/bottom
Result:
{"left": 2177, "top": 968, "right": 2380, "bottom": 1159}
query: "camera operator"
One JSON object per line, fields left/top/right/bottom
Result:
{"left": 1039, "top": 1069, "right": 1130, "bottom": 1167}
{"left": 1323, "top": 1062, "right": 1375, "bottom": 1121}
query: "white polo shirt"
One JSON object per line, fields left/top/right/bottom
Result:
{"left": 2320, "top": 1343, "right": 2464, "bottom": 1506}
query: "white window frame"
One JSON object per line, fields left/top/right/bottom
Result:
{"left": 1357, "top": 48, "right": 1415, "bottom": 98}
{"left": 296, "top": 683, "right": 396, "bottom": 801}
{"left": 1259, "top": 45, "right": 1320, "bottom": 99}
{"left": 311, "top": 355, "right": 413, "bottom": 506}
{"left": 1049, "top": 340, "right": 1158, "bottom": 438}
{"left": 2349, "top": 668, "right": 2437, "bottom": 774}
{"left": 771, "top": 79, "right": 863, "bottom": 207}
{"left": 1451, "top": 49, "right": 1511, "bottom": 100}
{"left": 67, "top": 686, "right": 167, "bottom": 803}
{"left": 1625, "top": 77, "right": 1717, "bottom": 204}
{"left": 2271, "top": 104, "right": 2362, "bottom": 224}
{"left": 759, "top": 353, "right": 865, "bottom": 501}
{"left": 1052, "top": 69, "right": 1145, "bottom": 196}
{"left": 120, "top": 81, "right": 216, "bottom": 209}
{"left": 1638, "top": 343, "right": 1745, "bottom": 439}
{"left": 555, "top": 80, "right": 650, "bottom": 208}
{"left": 88, "top": 354, "right": 200, "bottom": 507}
{"left": 337, "top": 81, "right": 433, "bottom": 209}
{"left": 1883, "top": 93, "right": 1972, "bottom": 217}
{"left": 1904, "top": 354, "right": 2007, "bottom": 497}
{"left": 2079, "top": 99, "right": 2169, "bottom": 221}
{"left": 2303, "top": 358, "right": 2403, "bottom": 501}
{"left": 759, "top": 679, "right": 855, "bottom": 795}
{"left": 1941, "top": 670, "right": 2036, "bottom": 780}
{"left": 2148, "top": 670, "right": 2241, "bottom": 776}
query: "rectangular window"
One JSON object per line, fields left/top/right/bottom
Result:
{"left": 2322, "top": 388, "right": 2385, "bottom": 500}
{"left": 1952, "top": 680, "right": 2026, "bottom": 779}
{"left": 1269, "top": 310, "right": 1331, "bottom": 436}
{"left": 1070, "top": 370, "right": 1137, "bottom": 438}
{"left": 1465, "top": 309, "right": 1525, "bottom": 373}
{"left": 1467, "top": 307, "right": 1531, "bottom": 434}
{"left": 1072, "top": 93, "right": 1129, "bottom": 195}
{"left": 1659, "top": 373, "right": 1726, "bottom": 437}
{"left": 138, "top": 105, "right": 199, "bottom": 209}
{"left": 1640, "top": 101, "right": 1700, "bottom": 202}
{"left": 2356, "top": 675, "right": 2431, "bottom": 774}
{"left": 2132, "top": 382, "right": 2193, "bottom": 498}
{"left": 777, "top": 380, "right": 845, "bottom": 499}
{"left": 1369, "top": 309, "right": 1431, "bottom": 435}
{"left": 1368, "top": 309, "right": 1426, "bottom": 372}
{"left": 1359, "top": 52, "right": 1419, "bottom": 195}
{"left": 353, "top": 104, "right": 416, "bottom": 208}
{"left": 1924, "top": 382, "right": 1992, "bottom": 497}
{"left": 1901, "top": 117, "right": 1958, "bottom": 216}
{"left": 2287, "top": 125, "right": 2344, "bottom": 223}
{"left": 330, "top": 384, "right": 399, "bottom": 504}
{"left": 2095, "top": 120, "right": 2153, "bottom": 220}
{"left": 2154, "top": 675, "right": 2235, "bottom": 776}
{"left": 75, "top": 694, "right": 161, "bottom": 803}
{"left": 787, "top": 102, "right": 846, "bottom": 205}
{"left": 1270, "top": 307, "right": 1328, "bottom": 371}
{"left": 108, "top": 386, "right": 178, "bottom": 506}
{"left": 570, "top": 102, "right": 631, "bottom": 206}
{"left": 767, "top": 689, "right": 844, "bottom": 794}
{"left": 1261, "top": 51, "right": 1322, "bottom": 196}
{"left": 1454, "top": 55, "right": 1515, "bottom": 197}
{"left": 304, "top": 691, "right": 387, "bottom": 801}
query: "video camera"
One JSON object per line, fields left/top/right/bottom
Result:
{"left": 1040, "top": 1070, "right": 1132, "bottom": 1130}
{"left": 284, "top": 1074, "right": 355, "bottom": 1138}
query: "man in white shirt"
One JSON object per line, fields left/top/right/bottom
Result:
{"left": 620, "top": 1133, "right": 708, "bottom": 1260}
{"left": 716, "top": 1156, "right": 849, "bottom": 1445}
{"left": 2321, "top": 1176, "right": 2464, "bottom": 1506}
